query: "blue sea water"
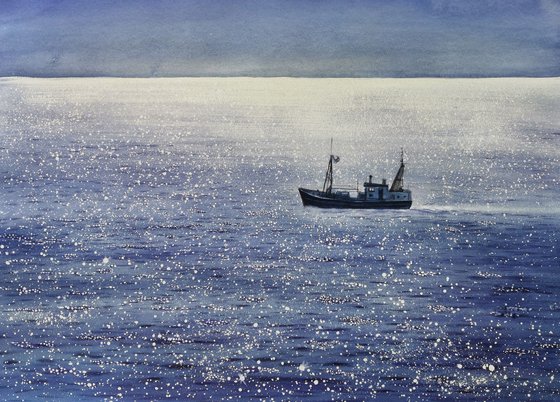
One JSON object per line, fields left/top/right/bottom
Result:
{"left": 0, "top": 77, "right": 559, "bottom": 401}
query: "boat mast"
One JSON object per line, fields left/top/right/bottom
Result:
{"left": 322, "top": 138, "right": 339, "bottom": 194}
{"left": 323, "top": 156, "right": 333, "bottom": 193}
{"left": 323, "top": 138, "right": 334, "bottom": 193}
{"left": 390, "top": 148, "right": 405, "bottom": 192}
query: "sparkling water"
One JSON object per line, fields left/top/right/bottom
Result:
{"left": 1, "top": 77, "right": 559, "bottom": 400}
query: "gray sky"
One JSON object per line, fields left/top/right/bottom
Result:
{"left": 1, "top": 0, "right": 559, "bottom": 77}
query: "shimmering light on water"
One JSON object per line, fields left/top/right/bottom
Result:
{"left": 0, "top": 77, "right": 559, "bottom": 400}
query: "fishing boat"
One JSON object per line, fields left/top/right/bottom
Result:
{"left": 298, "top": 147, "right": 412, "bottom": 209}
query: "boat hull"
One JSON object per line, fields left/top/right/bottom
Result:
{"left": 298, "top": 188, "right": 412, "bottom": 209}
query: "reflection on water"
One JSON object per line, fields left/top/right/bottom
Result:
{"left": 0, "top": 77, "right": 559, "bottom": 400}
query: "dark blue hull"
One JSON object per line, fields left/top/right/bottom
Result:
{"left": 298, "top": 188, "right": 412, "bottom": 209}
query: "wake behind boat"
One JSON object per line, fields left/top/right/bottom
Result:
{"left": 298, "top": 148, "right": 412, "bottom": 209}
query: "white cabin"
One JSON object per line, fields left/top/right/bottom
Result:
{"left": 359, "top": 176, "right": 412, "bottom": 202}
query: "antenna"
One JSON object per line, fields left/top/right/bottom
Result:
{"left": 330, "top": 137, "right": 333, "bottom": 156}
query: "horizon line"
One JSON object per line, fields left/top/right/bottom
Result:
{"left": 2, "top": 74, "right": 560, "bottom": 80}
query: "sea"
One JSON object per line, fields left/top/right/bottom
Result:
{"left": 0, "top": 77, "right": 558, "bottom": 401}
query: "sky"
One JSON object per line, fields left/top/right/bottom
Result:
{"left": 0, "top": 0, "right": 559, "bottom": 77}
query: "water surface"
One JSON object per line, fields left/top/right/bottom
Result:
{"left": 0, "top": 77, "right": 559, "bottom": 400}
